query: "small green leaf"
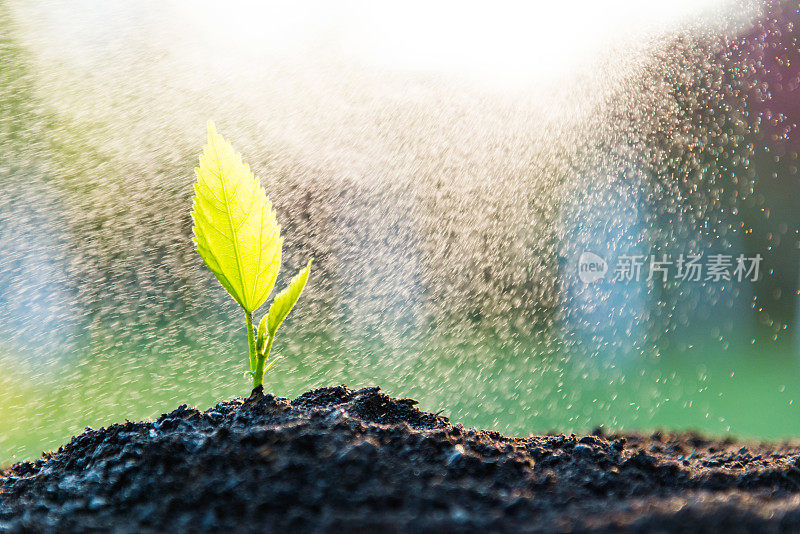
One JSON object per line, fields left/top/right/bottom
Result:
{"left": 267, "top": 259, "right": 312, "bottom": 335}
{"left": 191, "top": 121, "right": 283, "bottom": 313}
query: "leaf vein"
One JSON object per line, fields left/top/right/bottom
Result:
{"left": 209, "top": 130, "right": 248, "bottom": 306}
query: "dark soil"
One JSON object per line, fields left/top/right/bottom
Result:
{"left": 3, "top": 386, "right": 800, "bottom": 533}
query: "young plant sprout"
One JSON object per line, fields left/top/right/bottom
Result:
{"left": 191, "top": 121, "right": 311, "bottom": 389}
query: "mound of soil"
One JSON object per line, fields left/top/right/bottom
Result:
{"left": 3, "top": 386, "right": 800, "bottom": 533}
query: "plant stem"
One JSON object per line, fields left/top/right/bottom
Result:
{"left": 252, "top": 333, "right": 274, "bottom": 388}
{"left": 245, "top": 310, "right": 256, "bottom": 376}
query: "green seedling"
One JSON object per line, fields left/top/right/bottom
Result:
{"left": 191, "top": 121, "right": 311, "bottom": 389}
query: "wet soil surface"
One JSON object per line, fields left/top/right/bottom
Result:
{"left": 2, "top": 386, "right": 800, "bottom": 533}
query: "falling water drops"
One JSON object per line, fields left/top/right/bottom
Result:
{"left": 1, "top": 0, "right": 800, "bottom": 464}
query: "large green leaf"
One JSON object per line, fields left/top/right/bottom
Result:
{"left": 266, "top": 259, "right": 312, "bottom": 335}
{"left": 191, "top": 121, "right": 282, "bottom": 313}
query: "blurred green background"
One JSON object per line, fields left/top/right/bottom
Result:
{"left": 2, "top": 0, "right": 800, "bottom": 465}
